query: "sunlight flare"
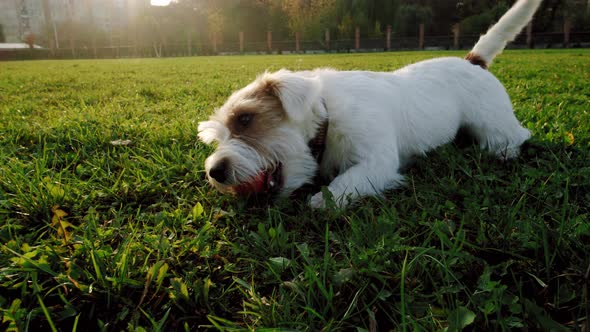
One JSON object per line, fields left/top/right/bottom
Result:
{"left": 151, "top": 0, "right": 171, "bottom": 6}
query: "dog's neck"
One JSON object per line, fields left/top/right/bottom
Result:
{"left": 308, "top": 119, "right": 328, "bottom": 164}
{"left": 308, "top": 98, "right": 329, "bottom": 165}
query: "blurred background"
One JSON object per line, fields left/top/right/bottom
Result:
{"left": 1, "top": 0, "right": 589, "bottom": 59}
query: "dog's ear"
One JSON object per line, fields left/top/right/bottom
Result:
{"left": 258, "top": 70, "right": 320, "bottom": 123}
{"left": 197, "top": 120, "right": 229, "bottom": 145}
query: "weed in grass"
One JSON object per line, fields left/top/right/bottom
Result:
{"left": 0, "top": 50, "right": 589, "bottom": 330}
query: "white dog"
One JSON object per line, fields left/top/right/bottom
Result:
{"left": 198, "top": 0, "right": 541, "bottom": 208}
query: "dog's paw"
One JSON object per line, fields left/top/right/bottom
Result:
{"left": 309, "top": 192, "right": 326, "bottom": 209}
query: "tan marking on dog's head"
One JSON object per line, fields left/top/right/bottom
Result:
{"left": 222, "top": 79, "right": 286, "bottom": 141}
{"left": 465, "top": 52, "right": 488, "bottom": 70}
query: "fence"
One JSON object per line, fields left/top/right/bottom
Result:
{"left": 1, "top": 29, "right": 589, "bottom": 61}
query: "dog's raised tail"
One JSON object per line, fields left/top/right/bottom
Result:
{"left": 466, "top": 0, "right": 542, "bottom": 69}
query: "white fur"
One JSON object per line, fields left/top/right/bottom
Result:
{"left": 198, "top": 0, "right": 540, "bottom": 208}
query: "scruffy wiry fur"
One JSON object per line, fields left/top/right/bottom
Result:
{"left": 198, "top": 0, "right": 542, "bottom": 208}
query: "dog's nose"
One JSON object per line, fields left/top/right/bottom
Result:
{"left": 209, "top": 159, "right": 228, "bottom": 183}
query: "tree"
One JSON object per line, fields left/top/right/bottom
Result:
{"left": 207, "top": 9, "right": 224, "bottom": 52}
{"left": 41, "top": 0, "right": 55, "bottom": 50}
{"left": 337, "top": 14, "right": 355, "bottom": 39}
{"left": 460, "top": 2, "right": 510, "bottom": 35}
{"left": 282, "top": 0, "right": 337, "bottom": 40}
{"left": 137, "top": 6, "right": 169, "bottom": 57}
{"left": 394, "top": 4, "right": 433, "bottom": 37}
{"left": 563, "top": 0, "right": 590, "bottom": 28}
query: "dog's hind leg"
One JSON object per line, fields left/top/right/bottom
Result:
{"left": 469, "top": 119, "right": 531, "bottom": 160}
{"left": 468, "top": 110, "right": 531, "bottom": 160}
{"left": 309, "top": 154, "right": 404, "bottom": 209}
{"left": 486, "top": 125, "right": 530, "bottom": 160}
{"left": 462, "top": 90, "right": 531, "bottom": 160}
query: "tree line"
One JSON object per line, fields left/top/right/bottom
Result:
{"left": 38, "top": 0, "right": 590, "bottom": 55}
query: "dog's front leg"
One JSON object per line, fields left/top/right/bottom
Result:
{"left": 309, "top": 159, "right": 404, "bottom": 209}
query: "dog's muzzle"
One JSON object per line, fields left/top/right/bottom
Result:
{"left": 207, "top": 118, "right": 328, "bottom": 196}
{"left": 209, "top": 160, "right": 283, "bottom": 195}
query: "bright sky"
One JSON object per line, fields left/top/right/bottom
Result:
{"left": 151, "top": 0, "right": 171, "bottom": 6}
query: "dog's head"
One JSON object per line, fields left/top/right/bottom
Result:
{"left": 198, "top": 69, "right": 326, "bottom": 196}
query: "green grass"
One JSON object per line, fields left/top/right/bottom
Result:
{"left": 0, "top": 50, "right": 588, "bottom": 331}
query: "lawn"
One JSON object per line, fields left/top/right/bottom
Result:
{"left": 0, "top": 50, "right": 588, "bottom": 331}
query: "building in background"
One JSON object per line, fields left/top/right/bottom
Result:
{"left": 0, "top": 0, "right": 42, "bottom": 43}
{"left": 0, "top": 0, "right": 150, "bottom": 46}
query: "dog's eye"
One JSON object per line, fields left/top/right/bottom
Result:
{"left": 237, "top": 113, "right": 253, "bottom": 127}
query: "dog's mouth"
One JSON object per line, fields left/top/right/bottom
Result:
{"left": 231, "top": 163, "right": 283, "bottom": 195}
